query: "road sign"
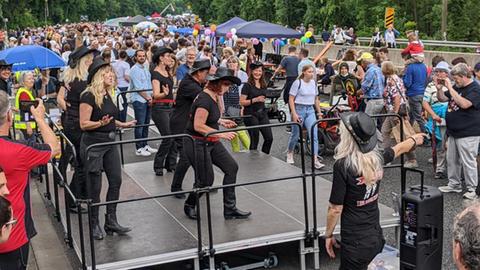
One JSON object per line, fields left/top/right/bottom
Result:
{"left": 385, "top": 7, "right": 395, "bottom": 28}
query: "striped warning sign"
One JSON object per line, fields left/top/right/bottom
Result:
{"left": 385, "top": 7, "right": 395, "bottom": 27}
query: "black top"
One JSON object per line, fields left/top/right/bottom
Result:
{"left": 445, "top": 81, "right": 480, "bottom": 138}
{"left": 80, "top": 91, "right": 118, "bottom": 133}
{"left": 329, "top": 147, "right": 395, "bottom": 232}
{"left": 151, "top": 70, "right": 174, "bottom": 100}
{"left": 241, "top": 82, "right": 266, "bottom": 115}
{"left": 170, "top": 74, "right": 203, "bottom": 134}
{"left": 65, "top": 78, "right": 88, "bottom": 122}
{"left": 0, "top": 78, "right": 9, "bottom": 94}
{"left": 186, "top": 91, "right": 220, "bottom": 137}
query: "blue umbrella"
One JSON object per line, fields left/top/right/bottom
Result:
{"left": 0, "top": 45, "right": 65, "bottom": 72}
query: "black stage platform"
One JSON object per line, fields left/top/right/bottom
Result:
{"left": 44, "top": 151, "right": 399, "bottom": 270}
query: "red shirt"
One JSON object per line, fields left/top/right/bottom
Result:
{"left": 402, "top": 41, "right": 424, "bottom": 56}
{"left": 0, "top": 136, "right": 51, "bottom": 253}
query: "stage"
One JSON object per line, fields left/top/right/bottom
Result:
{"left": 43, "top": 150, "right": 400, "bottom": 270}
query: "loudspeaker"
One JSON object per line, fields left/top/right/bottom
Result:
{"left": 400, "top": 169, "right": 443, "bottom": 270}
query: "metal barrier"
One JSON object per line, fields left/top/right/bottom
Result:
{"left": 116, "top": 123, "right": 157, "bottom": 165}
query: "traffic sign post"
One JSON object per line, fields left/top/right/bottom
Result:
{"left": 385, "top": 7, "right": 395, "bottom": 28}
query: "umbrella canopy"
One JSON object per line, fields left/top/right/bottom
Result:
{"left": 173, "top": 27, "right": 193, "bottom": 36}
{"left": 120, "top": 15, "right": 148, "bottom": 26}
{"left": 135, "top": 21, "right": 158, "bottom": 30}
{"left": 0, "top": 45, "right": 65, "bottom": 72}
{"left": 216, "top": 17, "right": 247, "bottom": 36}
{"left": 233, "top": 20, "right": 303, "bottom": 39}
{"left": 104, "top": 17, "right": 127, "bottom": 27}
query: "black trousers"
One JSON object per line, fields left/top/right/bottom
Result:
{"left": 152, "top": 105, "right": 176, "bottom": 170}
{"left": 0, "top": 242, "right": 29, "bottom": 270}
{"left": 283, "top": 76, "right": 297, "bottom": 104}
{"left": 184, "top": 139, "right": 238, "bottom": 209}
{"left": 340, "top": 227, "right": 384, "bottom": 270}
{"left": 81, "top": 133, "right": 122, "bottom": 221}
{"left": 244, "top": 111, "right": 273, "bottom": 154}
{"left": 171, "top": 137, "right": 189, "bottom": 191}
{"left": 60, "top": 119, "right": 86, "bottom": 207}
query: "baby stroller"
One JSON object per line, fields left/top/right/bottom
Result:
{"left": 264, "top": 70, "right": 287, "bottom": 123}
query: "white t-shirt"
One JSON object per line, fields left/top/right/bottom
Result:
{"left": 112, "top": 60, "right": 130, "bottom": 88}
{"left": 385, "top": 30, "right": 396, "bottom": 44}
{"left": 289, "top": 79, "right": 317, "bottom": 105}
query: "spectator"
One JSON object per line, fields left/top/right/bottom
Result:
{"left": 61, "top": 43, "right": 72, "bottom": 63}
{"left": 359, "top": 52, "right": 385, "bottom": 116}
{"left": 378, "top": 47, "right": 390, "bottom": 64}
{"left": 403, "top": 50, "right": 428, "bottom": 133}
{"left": 332, "top": 27, "right": 349, "bottom": 45}
{"left": 129, "top": 49, "right": 155, "bottom": 157}
{"left": 346, "top": 28, "right": 360, "bottom": 46}
{"left": 369, "top": 27, "right": 384, "bottom": 47}
{"left": 175, "top": 38, "right": 189, "bottom": 65}
{"left": 35, "top": 69, "right": 58, "bottom": 99}
{"left": 331, "top": 62, "right": 360, "bottom": 109}
{"left": 272, "top": 46, "right": 300, "bottom": 108}
{"left": 321, "top": 28, "right": 331, "bottom": 43}
{"left": 473, "top": 62, "right": 480, "bottom": 85}
{"left": 0, "top": 166, "right": 9, "bottom": 197}
{"left": 423, "top": 61, "right": 450, "bottom": 179}
{"left": 297, "top": 48, "right": 316, "bottom": 81}
{"left": 112, "top": 50, "right": 130, "bottom": 122}
{"left": 0, "top": 60, "right": 12, "bottom": 95}
{"left": 0, "top": 196, "right": 14, "bottom": 244}
{"left": 176, "top": 46, "right": 197, "bottom": 82}
{"left": 452, "top": 203, "right": 480, "bottom": 270}
{"left": 452, "top": 57, "right": 468, "bottom": 66}
{"left": 436, "top": 63, "right": 480, "bottom": 200}
{"left": 319, "top": 57, "right": 335, "bottom": 86}
{"left": 402, "top": 32, "right": 425, "bottom": 65}
{"left": 384, "top": 25, "right": 400, "bottom": 48}
{"left": 0, "top": 92, "right": 60, "bottom": 269}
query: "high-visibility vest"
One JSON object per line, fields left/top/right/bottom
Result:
{"left": 14, "top": 87, "right": 36, "bottom": 130}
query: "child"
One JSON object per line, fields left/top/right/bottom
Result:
{"left": 402, "top": 31, "right": 424, "bottom": 65}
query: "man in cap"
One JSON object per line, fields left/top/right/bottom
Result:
{"left": 170, "top": 59, "right": 211, "bottom": 198}
{"left": 359, "top": 52, "right": 385, "bottom": 116}
{"left": 0, "top": 60, "right": 12, "bottom": 95}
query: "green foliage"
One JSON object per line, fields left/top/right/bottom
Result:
{"left": 404, "top": 21, "right": 417, "bottom": 31}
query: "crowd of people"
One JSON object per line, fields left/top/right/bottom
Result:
{"left": 0, "top": 17, "right": 476, "bottom": 270}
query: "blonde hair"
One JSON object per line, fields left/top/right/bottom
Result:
{"left": 334, "top": 122, "right": 383, "bottom": 186}
{"left": 381, "top": 61, "right": 396, "bottom": 76}
{"left": 82, "top": 66, "right": 115, "bottom": 108}
{"left": 62, "top": 53, "right": 94, "bottom": 85}
{"left": 298, "top": 64, "right": 314, "bottom": 80}
{"left": 18, "top": 71, "right": 34, "bottom": 88}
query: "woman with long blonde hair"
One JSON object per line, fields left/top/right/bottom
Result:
{"left": 324, "top": 111, "right": 425, "bottom": 269}
{"left": 79, "top": 58, "right": 136, "bottom": 240}
{"left": 56, "top": 47, "right": 94, "bottom": 212}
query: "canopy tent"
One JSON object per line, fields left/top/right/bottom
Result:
{"left": 151, "top": 12, "right": 161, "bottom": 18}
{"left": 104, "top": 17, "right": 127, "bottom": 27}
{"left": 216, "top": 17, "right": 247, "bottom": 36}
{"left": 120, "top": 15, "right": 149, "bottom": 26}
{"left": 233, "top": 20, "right": 303, "bottom": 39}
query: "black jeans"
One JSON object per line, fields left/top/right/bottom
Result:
{"left": 60, "top": 119, "right": 86, "bottom": 207}
{"left": 151, "top": 105, "right": 176, "bottom": 170}
{"left": 81, "top": 133, "right": 122, "bottom": 221}
{"left": 171, "top": 137, "right": 189, "bottom": 191}
{"left": 283, "top": 76, "right": 297, "bottom": 104}
{"left": 340, "top": 227, "right": 384, "bottom": 270}
{"left": 184, "top": 139, "right": 238, "bottom": 209}
{"left": 244, "top": 111, "right": 273, "bottom": 154}
{"left": 0, "top": 242, "right": 29, "bottom": 270}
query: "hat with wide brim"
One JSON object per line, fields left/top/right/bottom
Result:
{"left": 0, "top": 59, "right": 12, "bottom": 67}
{"left": 249, "top": 61, "right": 264, "bottom": 70}
{"left": 68, "top": 46, "right": 96, "bottom": 68}
{"left": 189, "top": 59, "right": 211, "bottom": 74}
{"left": 206, "top": 66, "right": 241, "bottom": 85}
{"left": 87, "top": 57, "right": 110, "bottom": 85}
{"left": 152, "top": 47, "right": 174, "bottom": 66}
{"left": 340, "top": 112, "right": 377, "bottom": 154}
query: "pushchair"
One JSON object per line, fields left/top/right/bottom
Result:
{"left": 264, "top": 70, "right": 287, "bottom": 123}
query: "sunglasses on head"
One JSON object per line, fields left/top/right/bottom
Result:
{"left": 5, "top": 218, "right": 17, "bottom": 227}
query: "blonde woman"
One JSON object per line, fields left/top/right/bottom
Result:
{"left": 56, "top": 46, "right": 94, "bottom": 212}
{"left": 325, "top": 112, "right": 425, "bottom": 269}
{"left": 79, "top": 58, "right": 136, "bottom": 240}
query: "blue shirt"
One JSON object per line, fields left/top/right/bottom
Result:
{"left": 403, "top": 62, "right": 427, "bottom": 97}
{"left": 361, "top": 63, "right": 385, "bottom": 99}
{"left": 176, "top": 64, "right": 190, "bottom": 82}
{"left": 129, "top": 63, "right": 152, "bottom": 103}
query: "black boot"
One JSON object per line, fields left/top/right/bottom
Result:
{"left": 171, "top": 188, "right": 186, "bottom": 199}
{"left": 91, "top": 213, "right": 104, "bottom": 240}
{"left": 224, "top": 207, "right": 251, "bottom": 220}
{"left": 104, "top": 213, "right": 131, "bottom": 236}
{"left": 184, "top": 203, "right": 197, "bottom": 220}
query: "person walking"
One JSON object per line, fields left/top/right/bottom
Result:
{"left": 359, "top": 53, "right": 385, "bottom": 116}
{"left": 272, "top": 46, "right": 300, "bottom": 110}
{"left": 79, "top": 58, "right": 136, "bottom": 240}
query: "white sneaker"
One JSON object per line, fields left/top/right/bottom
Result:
{"left": 404, "top": 160, "right": 418, "bottom": 169}
{"left": 314, "top": 159, "right": 325, "bottom": 170}
{"left": 286, "top": 152, "right": 294, "bottom": 164}
{"left": 144, "top": 145, "right": 158, "bottom": 153}
{"left": 438, "top": 185, "right": 462, "bottom": 193}
{"left": 136, "top": 148, "right": 151, "bottom": 157}
{"left": 463, "top": 191, "right": 478, "bottom": 200}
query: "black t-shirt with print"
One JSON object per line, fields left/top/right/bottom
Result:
{"left": 329, "top": 147, "right": 395, "bottom": 232}
{"left": 186, "top": 91, "right": 220, "bottom": 137}
{"left": 445, "top": 81, "right": 480, "bottom": 138}
{"left": 241, "top": 82, "right": 266, "bottom": 115}
{"left": 80, "top": 91, "right": 118, "bottom": 133}
{"left": 151, "top": 70, "right": 174, "bottom": 100}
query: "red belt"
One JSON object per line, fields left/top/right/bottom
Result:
{"left": 152, "top": 99, "right": 175, "bottom": 104}
{"left": 192, "top": 136, "right": 220, "bottom": 142}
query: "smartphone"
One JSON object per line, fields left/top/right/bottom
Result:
{"left": 19, "top": 100, "right": 39, "bottom": 122}
{"left": 437, "top": 79, "right": 445, "bottom": 85}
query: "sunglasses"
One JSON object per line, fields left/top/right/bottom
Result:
{"left": 5, "top": 218, "right": 17, "bottom": 227}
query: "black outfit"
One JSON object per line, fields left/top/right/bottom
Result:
{"left": 0, "top": 78, "right": 10, "bottom": 95}
{"left": 79, "top": 91, "right": 129, "bottom": 239}
{"left": 151, "top": 71, "right": 176, "bottom": 173}
{"left": 329, "top": 147, "right": 395, "bottom": 269}
{"left": 184, "top": 92, "right": 239, "bottom": 212}
{"left": 0, "top": 242, "right": 29, "bottom": 270}
{"left": 320, "top": 63, "right": 335, "bottom": 85}
{"left": 241, "top": 82, "right": 273, "bottom": 154}
{"left": 60, "top": 79, "right": 88, "bottom": 208}
{"left": 170, "top": 74, "right": 204, "bottom": 192}
{"left": 445, "top": 81, "right": 480, "bottom": 138}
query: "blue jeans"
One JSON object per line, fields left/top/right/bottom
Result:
{"left": 132, "top": 101, "right": 151, "bottom": 150}
{"left": 117, "top": 87, "right": 128, "bottom": 122}
{"left": 287, "top": 104, "right": 319, "bottom": 156}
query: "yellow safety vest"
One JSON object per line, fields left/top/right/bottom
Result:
{"left": 14, "top": 87, "right": 36, "bottom": 130}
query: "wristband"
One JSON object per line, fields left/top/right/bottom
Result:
{"left": 250, "top": 99, "right": 253, "bottom": 105}
{"left": 325, "top": 234, "right": 333, "bottom": 238}
{"left": 408, "top": 137, "right": 417, "bottom": 150}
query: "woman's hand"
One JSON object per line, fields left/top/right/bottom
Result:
{"left": 219, "top": 119, "right": 237, "bottom": 129}
{"left": 162, "top": 84, "right": 170, "bottom": 96}
{"left": 100, "top": 115, "right": 114, "bottom": 126}
{"left": 431, "top": 114, "right": 442, "bottom": 123}
{"left": 253, "top": 96, "right": 265, "bottom": 103}
{"left": 219, "top": 132, "right": 237, "bottom": 141}
{"left": 410, "top": 133, "right": 427, "bottom": 146}
{"left": 325, "top": 237, "right": 340, "bottom": 259}
{"left": 292, "top": 113, "right": 301, "bottom": 123}
{"left": 123, "top": 120, "right": 137, "bottom": 128}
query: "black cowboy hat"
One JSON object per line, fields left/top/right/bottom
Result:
{"left": 206, "top": 66, "right": 241, "bottom": 85}
{"left": 68, "top": 46, "right": 96, "bottom": 68}
{"left": 340, "top": 112, "right": 377, "bottom": 154}
{"left": 152, "top": 47, "right": 174, "bottom": 65}
{"left": 249, "top": 61, "right": 264, "bottom": 70}
{"left": 189, "top": 59, "right": 211, "bottom": 75}
{"left": 87, "top": 57, "right": 110, "bottom": 84}
{"left": 0, "top": 59, "right": 12, "bottom": 67}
